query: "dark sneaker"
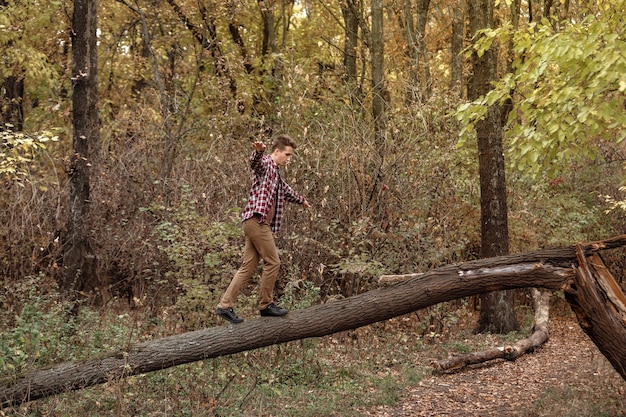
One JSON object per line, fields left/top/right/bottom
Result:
{"left": 216, "top": 307, "right": 244, "bottom": 324}
{"left": 260, "top": 303, "right": 288, "bottom": 317}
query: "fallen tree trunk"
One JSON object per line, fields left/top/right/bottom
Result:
{"left": 380, "top": 234, "right": 626, "bottom": 284}
{"left": 0, "top": 263, "right": 573, "bottom": 408}
{"left": 2, "top": 235, "right": 626, "bottom": 408}
{"left": 564, "top": 247, "right": 626, "bottom": 378}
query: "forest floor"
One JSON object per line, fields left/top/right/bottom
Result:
{"left": 3, "top": 293, "right": 626, "bottom": 417}
{"left": 361, "top": 308, "right": 626, "bottom": 417}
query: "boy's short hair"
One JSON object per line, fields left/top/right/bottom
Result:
{"left": 272, "top": 134, "right": 297, "bottom": 151}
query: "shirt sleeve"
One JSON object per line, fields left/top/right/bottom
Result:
{"left": 249, "top": 150, "right": 266, "bottom": 175}
{"left": 281, "top": 179, "right": 306, "bottom": 205}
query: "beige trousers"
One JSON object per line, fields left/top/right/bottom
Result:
{"left": 217, "top": 217, "right": 280, "bottom": 310}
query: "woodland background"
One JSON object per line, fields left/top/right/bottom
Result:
{"left": 1, "top": 0, "right": 626, "bottom": 415}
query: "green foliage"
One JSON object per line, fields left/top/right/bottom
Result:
{"left": 143, "top": 185, "right": 243, "bottom": 329}
{"left": 0, "top": 0, "right": 66, "bottom": 127}
{"left": 0, "top": 127, "right": 58, "bottom": 184}
{"left": 602, "top": 185, "right": 626, "bottom": 219}
{"left": 456, "top": 5, "right": 626, "bottom": 177}
{"left": 0, "top": 1, "right": 61, "bottom": 82}
{"left": 281, "top": 278, "right": 321, "bottom": 310}
{"left": 0, "top": 276, "right": 134, "bottom": 379}
{"left": 0, "top": 291, "right": 64, "bottom": 375}
{"left": 508, "top": 182, "right": 598, "bottom": 250}
{"left": 323, "top": 217, "right": 386, "bottom": 295}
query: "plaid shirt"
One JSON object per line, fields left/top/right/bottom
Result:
{"left": 240, "top": 150, "right": 306, "bottom": 233}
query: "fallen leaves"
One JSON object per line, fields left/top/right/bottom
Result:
{"left": 363, "top": 315, "right": 626, "bottom": 416}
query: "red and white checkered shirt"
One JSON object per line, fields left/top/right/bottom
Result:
{"left": 240, "top": 150, "right": 306, "bottom": 233}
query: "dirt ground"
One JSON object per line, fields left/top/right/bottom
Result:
{"left": 363, "top": 314, "right": 626, "bottom": 417}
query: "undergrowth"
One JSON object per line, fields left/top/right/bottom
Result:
{"left": 2, "top": 287, "right": 625, "bottom": 417}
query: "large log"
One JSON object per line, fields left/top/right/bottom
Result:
{"left": 2, "top": 235, "right": 626, "bottom": 409}
{"left": 564, "top": 247, "right": 626, "bottom": 378}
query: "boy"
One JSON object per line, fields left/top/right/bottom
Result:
{"left": 216, "top": 135, "right": 310, "bottom": 323}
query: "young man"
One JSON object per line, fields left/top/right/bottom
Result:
{"left": 216, "top": 134, "right": 310, "bottom": 324}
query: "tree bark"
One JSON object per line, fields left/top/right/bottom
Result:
{"left": 467, "top": 0, "right": 517, "bottom": 334}
{"left": 62, "top": 0, "right": 100, "bottom": 300}
{"left": 1, "top": 75, "right": 24, "bottom": 131}
{"left": 227, "top": 0, "right": 253, "bottom": 75}
{"left": 449, "top": 1, "right": 464, "bottom": 93}
{"left": 403, "top": 0, "right": 431, "bottom": 103}
{"left": 371, "top": 0, "right": 387, "bottom": 149}
{"left": 565, "top": 248, "right": 626, "bottom": 378}
{"left": 0, "top": 0, "right": 24, "bottom": 132}
{"left": 3, "top": 235, "right": 626, "bottom": 408}
{"left": 341, "top": 0, "right": 361, "bottom": 104}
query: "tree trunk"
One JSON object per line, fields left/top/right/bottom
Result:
{"left": 449, "top": 1, "right": 464, "bottom": 93}
{"left": 371, "top": 0, "right": 387, "bottom": 148}
{"left": 227, "top": 1, "right": 253, "bottom": 75}
{"left": 0, "top": 263, "right": 571, "bottom": 408}
{"left": 565, "top": 249, "right": 626, "bottom": 378}
{"left": 467, "top": 0, "right": 517, "bottom": 334}
{"left": 404, "top": 0, "right": 431, "bottom": 103}
{"left": 1, "top": 75, "right": 24, "bottom": 131}
{"left": 255, "top": 0, "right": 283, "bottom": 116}
{"left": 258, "top": 0, "right": 276, "bottom": 58}
{"left": 3, "top": 235, "right": 626, "bottom": 408}
{"left": 0, "top": 0, "right": 24, "bottom": 132}
{"left": 341, "top": 0, "right": 361, "bottom": 104}
{"left": 62, "top": 0, "right": 100, "bottom": 300}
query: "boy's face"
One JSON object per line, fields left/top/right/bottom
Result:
{"left": 272, "top": 146, "right": 294, "bottom": 166}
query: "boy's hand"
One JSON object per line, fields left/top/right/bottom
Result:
{"left": 252, "top": 141, "right": 266, "bottom": 152}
